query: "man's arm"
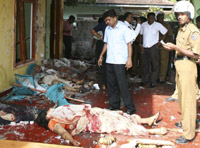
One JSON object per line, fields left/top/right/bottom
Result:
{"left": 98, "top": 43, "right": 107, "bottom": 66}
{"left": 162, "top": 43, "right": 199, "bottom": 59}
{"left": 91, "top": 29, "right": 103, "bottom": 40}
{"left": 126, "top": 42, "right": 133, "bottom": 70}
{"left": 53, "top": 123, "right": 80, "bottom": 146}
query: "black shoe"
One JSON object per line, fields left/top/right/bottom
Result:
{"left": 175, "top": 136, "right": 194, "bottom": 144}
{"left": 126, "top": 109, "right": 136, "bottom": 115}
{"left": 150, "top": 82, "right": 156, "bottom": 88}
{"left": 160, "top": 81, "right": 165, "bottom": 84}
{"left": 140, "top": 82, "right": 144, "bottom": 86}
{"left": 175, "top": 122, "right": 182, "bottom": 128}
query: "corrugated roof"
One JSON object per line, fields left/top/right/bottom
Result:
{"left": 95, "top": 0, "right": 175, "bottom": 6}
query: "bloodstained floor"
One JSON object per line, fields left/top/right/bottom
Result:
{"left": 0, "top": 78, "right": 200, "bottom": 148}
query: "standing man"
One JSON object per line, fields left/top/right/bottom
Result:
{"left": 162, "top": 1, "right": 200, "bottom": 144}
{"left": 63, "top": 15, "right": 75, "bottom": 59}
{"left": 124, "top": 12, "right": 141, "bottom": 77}
{"left": 91, "top": 17, "right": 107, "bottom": 89}
{"left": 139, "top": 12, "right": 167, "bottom": 88}
{"left": 98, "top": 9, "right": 137, "bottom": 115}
{"left": 156, "top": 11, "right": 173, "bottom": 84}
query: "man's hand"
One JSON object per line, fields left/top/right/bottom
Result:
{"left": 98, "top": 56, "right": 103, "bottom": 67}
{"left": 125, "top": 59, "right": 132, "bottom": 70}
{"left": 162, "top": 42, "right": 176, "bottom": 51}
{"left": 71, "top": 139, "right": 80, "bottom": 146}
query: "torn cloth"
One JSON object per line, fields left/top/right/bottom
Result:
{"left": 48, "top": 104, "right": 147, "bottom": 136}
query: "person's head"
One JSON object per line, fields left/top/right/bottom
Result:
{"left": 196, "top": 16, "right": 200, "bottom": 28}
{"left": 102, "top": 9, "right": 117, "bottom": 28}
{"left": 68, "top": 15, "right": 75, "bottom": 24}
{"left": 138, "top": 16, "right": 147, "bottom": 23}
{"left": 35, "top": 109, "right": 49, "bottom": 130}
{"left": 118, "top": 15, "right": 125, "bottom": 22}
{"left": 156, "top": 11, "right": 164, "bottom": 24}
{"left": 124, "top": 12, "right": 133, "bottom": 24}
{"left": 98, "top": 17, "right": 104, "bottom": 24}
{"left": 173, "top": 1, "right": 194, "bottom": 26}
{"left": 147, "top": 12, "right": 155, "bottom": 25}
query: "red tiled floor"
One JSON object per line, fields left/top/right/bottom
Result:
{"left": 1, "top": 80, "right": 200, "bottom": 148}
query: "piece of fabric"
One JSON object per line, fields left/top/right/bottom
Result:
{"left": 48, "top": 104, "right": 147, "bottom": 136}
{"left": 45, "top": 83, "right": 70, "bottom": 106}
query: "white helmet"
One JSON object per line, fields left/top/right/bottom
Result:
{"left": 155, "top": 11, "right": 164, "bottom": 20}
{"left": 173, "top": 0, "right": 195, "bottom": 19}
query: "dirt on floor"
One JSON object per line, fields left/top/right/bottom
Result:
{"left": 0, "top": 73, "right": 200, "bottom": 148}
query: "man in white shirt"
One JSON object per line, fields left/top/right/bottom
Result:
{"left": 124, "top": 12, "right": 141, "bottom": 42}
{"left": 139, "top": 12, "right": 167, "bottom": 88}
{"left": 98, "top": 9, "right": 138, "bottom": 115}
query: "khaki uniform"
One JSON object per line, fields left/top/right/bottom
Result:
{"left": 175, "top": 22, "right": 200, "bottom": 139}
{"left": 159, "top": 22, "right": 173, "bottom": 81}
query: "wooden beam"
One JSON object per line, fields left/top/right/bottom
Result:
{"left": 0, "top": 140, "right": 82, "bottom": 148}
{"left": 50, "top": 0, "right": 55, "bottom": 59}
{"left": 55, "top": 0, "right": 63, "bottom": 59}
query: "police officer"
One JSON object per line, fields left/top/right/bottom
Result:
{"left": 162, "top": 1, "right": 200, "bottom": 144}
{"left": 156, "top": 11, "right": 173, "bottom": 84}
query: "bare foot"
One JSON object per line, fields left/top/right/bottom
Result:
{"left": 148, "top": 111, "right": 160, "bottom": 126}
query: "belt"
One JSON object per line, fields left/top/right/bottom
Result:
{"left": 175, "top": 55, "right": 192, "bottom": 61}
{"left": 175, "top": 55, "right": 197, "bottom": 62}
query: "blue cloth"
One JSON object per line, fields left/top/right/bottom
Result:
{"left": 45, "top": 83, "right": 70, "bottom": 106}
{"left": 26, "top": 63, "right": 37, "bottom": 75}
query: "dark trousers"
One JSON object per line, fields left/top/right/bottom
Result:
{"left": 141, "top": 44, "right": 159, "bottom": 84}
{"left": 95, "top": 40, "right": 106, "bottom": 85}
{"left": 63, "top": 36, "right": 72, "bottom": 59}
{"left": 106, "top": 64, "right": 135, "bottom": 111}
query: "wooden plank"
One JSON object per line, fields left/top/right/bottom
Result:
{"left": 31, "top": 0, "right": 37, "bottom": 59}
{"left": 50, "top": 0, "right": 55, "bottom": 59}
{"left": 55, "top": 0, "right": 62, "bottom": 59}
{"left": 17, "top": 1, "right": 26, "bottom": 63}
{"left": 0, "top": 139, "right": 82, "bottom": 148}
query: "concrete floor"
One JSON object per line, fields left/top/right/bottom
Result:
{"left": 0, "top": 73, "right": 200, "bottom": 148}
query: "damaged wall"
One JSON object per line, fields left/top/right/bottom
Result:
{"left": 0, "top": 0, "right": 46, "bottom": 92}
{"left": 63, "top": 5, "right": 115, "bottom": 59}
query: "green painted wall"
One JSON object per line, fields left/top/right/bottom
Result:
{"left": 0, "top": 0, "right": 46, "bottom": 91}
{"left": 191, "top": 0, "right": 200, "bottom": 23}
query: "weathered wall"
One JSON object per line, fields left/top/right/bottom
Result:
{"left": 191, "top": 0, "right": 200, "bottom": 23}
{"left": 0, "top": 0, "right": 46, "bottom": 91}
{"left": 63, "top": 5, "right": 115, "bottom": 58}
{"left": 72, "top": 20, "right": 97, "bottom": 58}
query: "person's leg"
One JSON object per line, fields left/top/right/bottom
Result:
{"left": 65, "top": 36, "right": 72, "bottom": 59}
{"left": 159, "top": 47, "right": 169, "bottom": 82}
{"left": 114, "top": 64, "right": 136, "bottom": 113}
{"left": 141, "top": 48, "right": 150, "bottom": 84}
{"left": 140, "top": 112, "right": 160, "bottom": 126}
{"left": 150, "top": 45, "right": 159, "bottom": 84}
{"left": 106, "top": 64, "right": 120, "bottom": 109}
{"left": 146, "top": 127, "right": 167, "bottom": 135}
{"left": 176, "top": 60, "right": 197, "bottom": 140}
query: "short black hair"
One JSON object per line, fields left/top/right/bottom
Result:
{"left": 98, "top": 17, "right": 104, "bottom": 23}
{"left": 124, "top": 12, "right": 132, "bottom": 19}
{"left": 69, "top": 15, "right": 75, "bottom": 20}
{"left": 196, "top": 16, "right": 200, "bottom": 23}
{"left": 102, "top": 9, "right": 117, "bottom": 20}
{"left": 35, "top": 109, "right": 49, "bottom": 130}
{"left": 118, "top": 15, "right": 125, "bottom": 21}
{"left": 139, "top": 16, "right": 147, "bottom": 23}
{"left": 147, "top": 12, "right": 155, "bottom": 18}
